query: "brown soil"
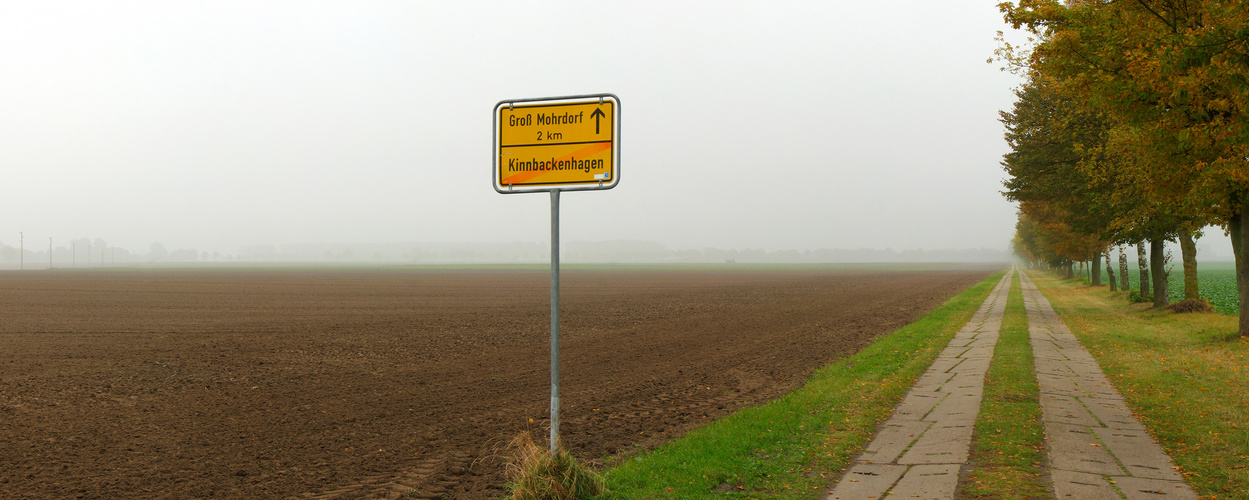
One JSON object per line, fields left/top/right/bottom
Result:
{"left": 0, "top": 266, "right": 995, "bottom": 499}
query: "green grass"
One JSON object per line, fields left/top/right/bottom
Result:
{"left": 958, "top": 272, "right": 1048, "bottom": 499}
{"left": 1029, "top": 271, "right": 1249, "bottom": 499}
{"left": 599, "top": 272, "right": 1005, "bottom": 499}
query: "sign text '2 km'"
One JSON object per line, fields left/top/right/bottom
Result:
{"left": 494, "top": 95, "right": 620, "bottom": 192}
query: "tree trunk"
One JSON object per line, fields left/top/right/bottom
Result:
{"left": 1137, "top": 243, "right": 1150, "bottom": 298}
{"left": 1232, "top": 209, "right": 1248, "bottom": 337}
{"left": 1106, "top": 247, "right": 1117, "bottom": 292}
{"left": 1119, "top": 245, "right": 1130, "bottom": 291}
{"left": 1067, "top": 261, "right": 1074, "bottom": 279}
{"left": 1092, "top": 252, "right": 1102, "bottom": 286}
{"left": 1179, "top": 232, "right": 1199, "bottom": 300}
{"left": 1150, "top": 239, "right": 1169, "bottom": 308}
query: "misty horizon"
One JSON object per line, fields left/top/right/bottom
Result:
{"left": 0, "top": 234, "right": 1239, "bottom": 268}
{"left": 2, "top": 2, "right": 1033, "bottom": 258}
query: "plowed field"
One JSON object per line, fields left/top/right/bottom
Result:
{"left": 0, "top": 266, "right": 996, "bottom": 498}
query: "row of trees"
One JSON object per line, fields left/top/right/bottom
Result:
{"left": 998, "top": 0, "right": 1249, "bottom": 335}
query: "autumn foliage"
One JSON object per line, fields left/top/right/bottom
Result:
{"left": 998, "top": 0, "right": 1249, "bottom": 334}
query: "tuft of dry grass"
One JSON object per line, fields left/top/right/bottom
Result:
{"left": 504, "top": 433, "right": 605, "bottom": 500}
{"left": 1169, "top": 298, "right": 1215, "bottom": 314}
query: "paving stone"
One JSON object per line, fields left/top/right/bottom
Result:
{"left": 951, "top": 345, "right": 991, "bottom": 359}
{"left": 952, "top": 357, "right": 990, "bottom": 374}
{"left": 943, "top": 337, "right": 975, "bottom": 348}
{"left": 925, "top": 356, "right": 963, "bottom": 374}
{"left": 1044, "top": 422, "right": 1125, "bottom": 476}
{"left": 1039, "top": 393, "right": 1100, "bottom": 426}
{"left": 1029, "top": 322, "right": 1056, "bottom": 333}
{"left": 1079, "top": 397, "right": 1143, "bottom": 430}
{"left": 1037, "top": 372, "right": 1083, "bottom": 394}
{"left": 1029, "top": 328, "right": 1058, "bottom": 338}
{"left": 1064, "top": 359, "right": 1109, "bottom": 374}
{"left": 887, "top": 464, "right": 960, "bottom": 499}
{"left": 858, "top": 420, "right": 931, "bottom": 464}
{"left": 1034, "top": 340, "right": 1064, "bottom": 352}
{"left": 1030, "top": 336, "right": 1063, "bottom": 348}
{"left": 941, "top": 372, "right": 985, "bottom": 392}
{"left": 963, "top": 335, "right": 999, "bottom": 348}
{"left": 949, "top": 337, "right": 979, "bottom": 350}
{"left": 957, "top": 324, "right": 984, "bottom": 334}
{"left": 1111, "top": 476, "right": 1197, "bottom": 500}
{"left": 1066, "top": 359, "right": 1107, "bottom": 376}
{"left": 891, "top": 391, "right": 944, "bottom": 421}
{"left": 897, "top": 420, "right": 974, "bottom": 465}
{"left": 1050, "top": 469, "right": 1119, "bottom": 500}
{"left": 911, "top": 370, "right": 955, "bottom": 392}
{"left": 824, "top": 463, "right": 906, "bottom": 500}
{"left": 1050, "top": 349, "right": 1087, "bottom": 361}
{"left": 1034, "top": 357, "right": 1078, "bottom": 377}
{"left": 976, "top": 316, "right": 1004, "bottom": 328}
{"left": 1032, "top": 346, "right": 1068, "bottom": 361}
{"left": 1070, "top": 377, "right": 1120, "bottom": 399}
{"left": 941, "top": 341, "right": 972, "bottom": 352}
{"left": 925, "top": 392, "right": 981, "bottom": 421}
{"left": 1092, "top": 427, "right": 1184, "bottom": 481}
{"left": 1063, "top": 351, "right": 1096, "bottom": 362}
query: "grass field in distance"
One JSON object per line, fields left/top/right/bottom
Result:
{"left": 1091, "top": 260, "right": 1239, "bottom": 314}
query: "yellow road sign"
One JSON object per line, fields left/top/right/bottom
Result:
{"left": 494, "top": 95, "right": 619, "bottom": 192}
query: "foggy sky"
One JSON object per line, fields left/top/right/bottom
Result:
{"left": 3, "top": 1, "right": 1044, "bottom": 256}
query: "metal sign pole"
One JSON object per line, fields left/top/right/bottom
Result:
{"left": 549, "top": 188, "right": 561, "bottom": 454}
{"left": 493, "top": 94, "right": 619, "bottom": 455}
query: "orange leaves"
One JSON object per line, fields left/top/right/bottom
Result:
{"left": 1002, "top": 0, "right": 1249, "bottom": 226}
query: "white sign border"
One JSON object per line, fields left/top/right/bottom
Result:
{"left": 493, "top": 93, "right": 621, "bottom": 194}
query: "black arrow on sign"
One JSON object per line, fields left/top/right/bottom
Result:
{"left": 591, "top": 107, "right": 605, "bottom": 134}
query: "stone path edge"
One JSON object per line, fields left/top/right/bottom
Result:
{"left": 1019, "top": 270, "right": 1197, "bottom": 500}
{"left": 823, "top": 268, "right": 1016, "bottom": 499}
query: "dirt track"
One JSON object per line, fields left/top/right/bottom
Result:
{"left": 0, "top": 266, "right": 996, "bottom": 499}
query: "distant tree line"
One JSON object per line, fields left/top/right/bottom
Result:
{"left": 238, "top": 241, "right": 1012, "bottom": 264}
{"left": 2, "top": 239, "right": 1014, "bottom": 266}
{"left": 998, "top": 1, "right": 1249, "bottom": 334}
{"left": 0, "top": 238, "right": 208, "bottom": 265}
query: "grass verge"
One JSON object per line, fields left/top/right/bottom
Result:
{"left": 1027, "top": 271, "right": 1249, "bottom": 499}
{"left": 600, "top": 271, "right": 1005, "bottom": 499}
{"left": 958, "top": 272, "right": 1049, "bottom": 499}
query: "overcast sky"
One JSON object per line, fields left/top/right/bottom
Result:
{"left": 2, "top": 1, "right": 1042, "bottom": 255}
